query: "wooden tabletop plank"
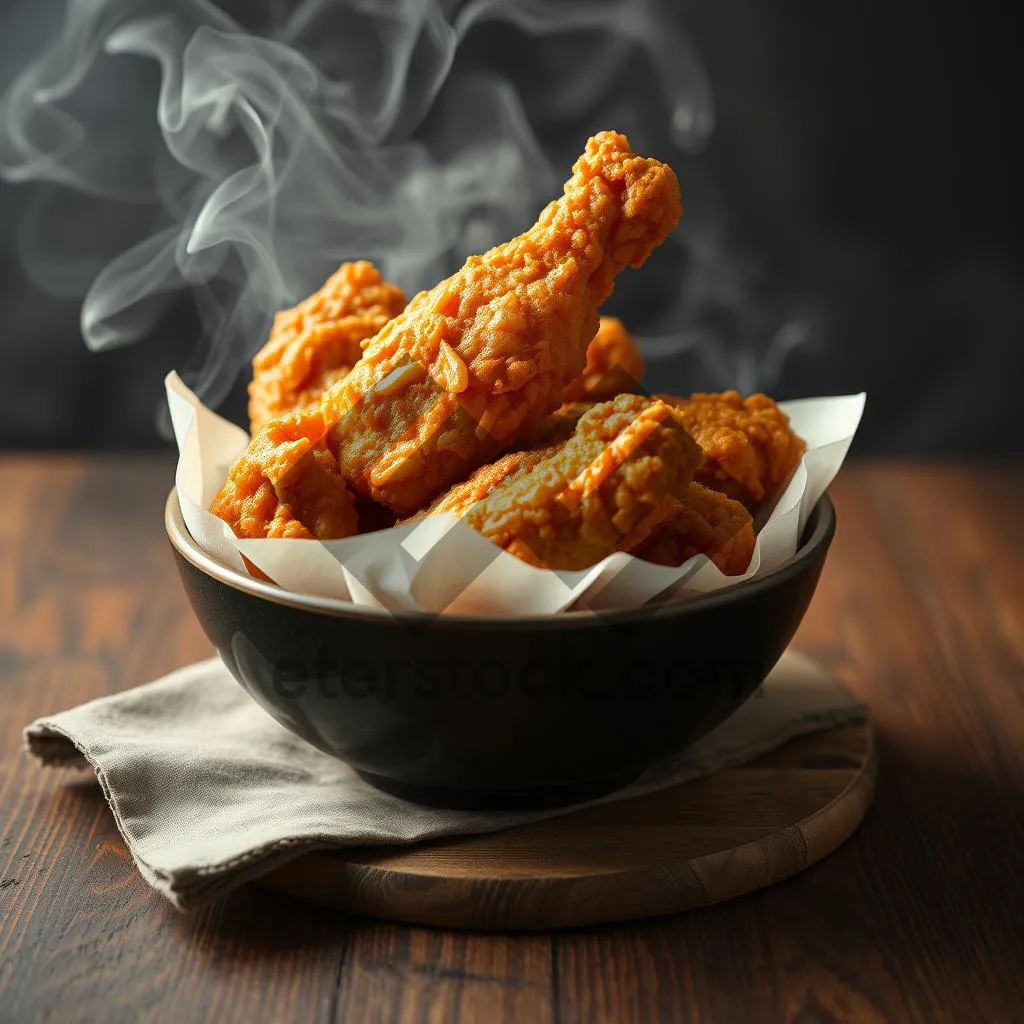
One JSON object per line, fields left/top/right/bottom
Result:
{"left": 332, "top": 925, "right": 556, "bottom": 1024}
{"left": 1, "top": 456, "right": 1022, "bottom": 1023}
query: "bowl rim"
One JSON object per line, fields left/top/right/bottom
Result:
{"left": 166, "top": 489, "right": 835, "bottom": 630}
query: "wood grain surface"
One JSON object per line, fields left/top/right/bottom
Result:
{"left": 1, "top": 456, "right": 1023, "bottom": 1022}
{"left": 262, "top": 717, "right": 875, "bottom": 930}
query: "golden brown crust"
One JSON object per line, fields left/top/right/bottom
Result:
{"left": 563, "top": 315, "right": 644, "bottom": 404}
{"left": 399, "top": 446, "right": 562, "bottom": 525}
{"left": 248, "top": 261, "right": 405, "bottom": 433}
{"left": 321, "top": 132, "right": 682, "bottom": 516}
{"left": 464, "top": 394, "right": 703, "bottom": 570}
{"left": 209, "top": 413, "right": 357, "bottom": 540}
{"left": 657, "top": 390, "right": 805, "bottom": 509}
{"left": 633, "top": 482, "right": 755, "bottom": 575}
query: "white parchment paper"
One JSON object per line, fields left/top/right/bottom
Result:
{"left": 166, "top": 373, "right": 865, "bottom": 616}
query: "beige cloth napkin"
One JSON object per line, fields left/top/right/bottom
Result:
{"left": 24, "top": 650, "right": 864, "bottom": 910}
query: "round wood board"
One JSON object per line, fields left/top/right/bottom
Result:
{"left": 261, "top": 717, "right": 875, "bottom": 932}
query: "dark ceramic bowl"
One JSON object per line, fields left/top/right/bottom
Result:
{"left": 167, "top": 490, "right": 835, "bottom": 810}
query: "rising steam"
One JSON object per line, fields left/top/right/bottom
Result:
{"left": 0, "top": 0, "right": 745, "bottom": 413}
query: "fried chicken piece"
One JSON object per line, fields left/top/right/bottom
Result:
{"left": 464, "top": 394, "right": 703, "bottom": 571}
{"left": 533, "top": 316, "right": 641, "bottom": 443}
{"left": 634, "top": 482, "right": 755, "bottom": 575}
{"left": 248, "top": 261, "right": 406, "bottom": 433}
{"left": 209, "top": 413, "right": 358, "bottom": 540}
{"left": 563, "top": 315, "right": 644, "bottom": 403}
{"left": 321, "top": 132, "right": 682, "bottom": 516}
{"left": 532, "top": 318, "right": 642, "bottom": 443}
{"left": 399, "top": 445, "right": 561, "bottom": 525}
{"left": 657, "top": 390, "right": 805, "bottom": 509}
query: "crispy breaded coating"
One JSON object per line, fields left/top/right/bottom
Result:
{"left": 400, "top": 446, "right": 562, "bottom": 525}
{"left": 464, "top": 394, "right": 702, "bottom": 571}
{"left": 209, "top": 414, "right": 357, "bottom": 540}
{"left": 563, "top": 315, "right": 644, "bottom": 403}
{"left": 634, "top": 482, "right": 755, "bottom": 575}
{"left": 321, "top": 132, "right": 682, "bottom": 516}
{"left": 248, "top": 261, "right": 406, "bottom": 433}
{"left": 657, "top": 390, "right": 805, "bottom": 509}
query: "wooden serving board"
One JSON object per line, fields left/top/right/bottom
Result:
{"left": 261, "top": 718, "right": 875, "bottom": 930}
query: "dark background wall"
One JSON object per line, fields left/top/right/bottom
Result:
{"left": 0, "top": 0, "right": 1021, "bottom": 453}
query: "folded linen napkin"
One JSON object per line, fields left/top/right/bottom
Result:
{"left": 24, "top": 649, "right": 864, "bottom": 910}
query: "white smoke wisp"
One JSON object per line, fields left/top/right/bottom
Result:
{"left": 452, "top": 0, "right": 714, "bottom": 148}
{"left": 635, "top": 188, "right": 821, "bottom": 394}
{"left": 0, "top": 0, "right": 722, "bottom": 412}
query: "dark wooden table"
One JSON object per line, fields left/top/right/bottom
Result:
{"left": 1, "top": 456, "right": 1022, "bottom": 1023}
